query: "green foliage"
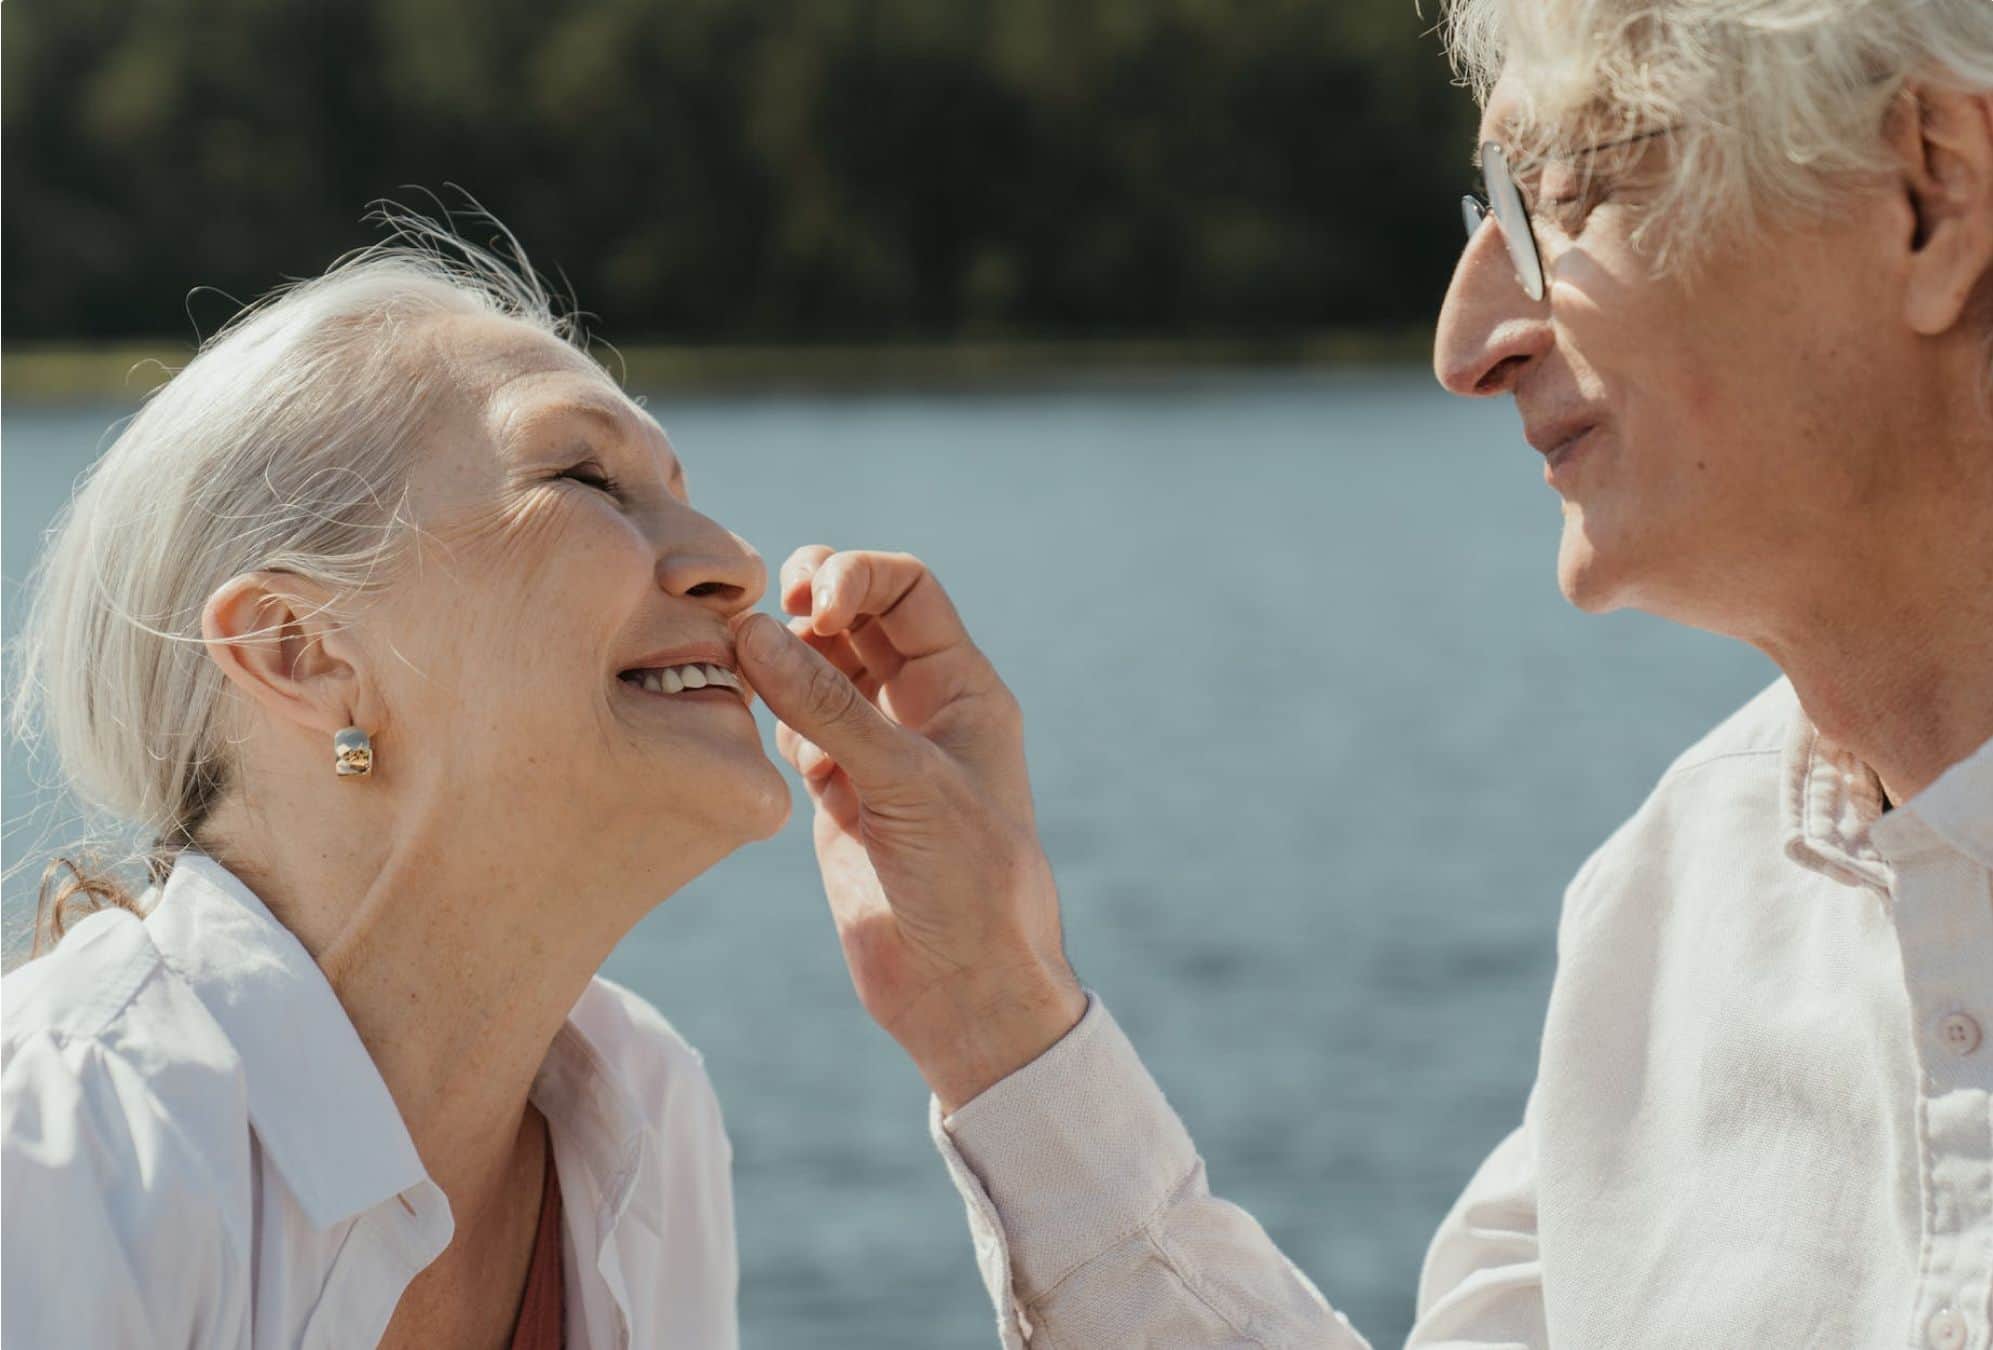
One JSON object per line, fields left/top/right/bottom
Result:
{"left": 2, "top": 0, "right": 1479, "bottom": 341}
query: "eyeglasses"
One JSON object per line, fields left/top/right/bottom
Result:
{"left": 1461, "top": 141, "right": 1545, "bottom": 301}
{"left": 1460, "top": 127, "right": 1676, "bottom": 303}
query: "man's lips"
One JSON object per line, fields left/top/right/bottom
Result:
{"left": 1545, "top": 425, "right": 1594, "bottom": 466}
{"left": 1538, "top": 425, "right": 1603, "bottom": 488}
{"left": 1524, "top": 417, "right": 1599, "bottom": 460}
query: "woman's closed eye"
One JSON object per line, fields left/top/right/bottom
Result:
{"left": 556, "top": 461, "right": 624, "bottom": 499}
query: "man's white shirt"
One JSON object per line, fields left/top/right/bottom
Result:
{"left": 932, "top": 675, "right": 1993, "bottom": 1350}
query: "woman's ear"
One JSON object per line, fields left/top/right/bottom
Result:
{"left": 1892, "top": 84, "right": 1993, "bottom": 336}
{"left": 201, "top": 572, "right": 367, "bottom": 735}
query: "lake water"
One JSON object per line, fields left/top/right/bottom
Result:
{"left": 1, "top": 371, "right": 1777, "bottom": 1348}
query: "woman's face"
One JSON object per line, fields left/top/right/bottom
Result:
{"left": 360, "top": 314, "right": 790, "bottom": 888}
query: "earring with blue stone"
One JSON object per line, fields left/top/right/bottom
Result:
{"left": 333, "top": 726, "right": 374, "bottom": 778}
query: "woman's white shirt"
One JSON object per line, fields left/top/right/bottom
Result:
{"left": 0, "top": 849, "right": 739, "bottom": 1350}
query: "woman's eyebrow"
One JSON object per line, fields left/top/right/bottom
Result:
{"left": 538, "top": 398, "right": 689, "bottom": 490}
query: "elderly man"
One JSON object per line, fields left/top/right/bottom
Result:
{"left": 734, "top": 0, "right": 1993, "bottom": 1344}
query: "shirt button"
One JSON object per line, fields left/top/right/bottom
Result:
{"left": 1927, "top": 1307, "right": 1966, "bottom": 1350}
{"left": 1937, "top": 1012, "right": 1983, "bottom": 1056}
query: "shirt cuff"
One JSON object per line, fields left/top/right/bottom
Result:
{"left": 926, "top": 989, "right": 1199, "bottom": 1304}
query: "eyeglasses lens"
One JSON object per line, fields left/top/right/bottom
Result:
{"left": 1473, "top": 142, "right": 1545, "bottom": 302}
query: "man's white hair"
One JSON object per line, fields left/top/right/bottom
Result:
{"left": 5, "top": 204, "right": 586, "bottom": 959}
{"left": 1440, "top": 0, "right": 1993, "bottom": 272}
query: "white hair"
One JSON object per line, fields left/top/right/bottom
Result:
{"left": 6, "top": 202, "right": 587, "bottom": 961}
{"left": 1438, "top": 0, "right": 1993, "bottom": 272}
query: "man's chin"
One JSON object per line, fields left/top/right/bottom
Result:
{"left": 1555, "top": 530, "right": 1631, "bottom": 614}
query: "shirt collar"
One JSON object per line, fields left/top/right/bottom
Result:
{"left": 1869, "top": 730, "right": 1993, "bottom": 869}
{"left": 142, "top": 850, "right": 657, "bottom": 1235}
{"left": 1780, "top": 692, "right": 1993, "bottom": 881}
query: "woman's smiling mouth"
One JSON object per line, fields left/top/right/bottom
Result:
{"left": 616, "top": 662, "right": 755, "bottom": 708}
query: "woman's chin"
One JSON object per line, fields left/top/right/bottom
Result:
{"left": 604, "top": 733, "right": 794, "bottom": 858}
{"left": 736, "top": 757, "right": 794, "bottom": 840}
{"left": 689, "top": 745, "right": 795, "bottom": 845}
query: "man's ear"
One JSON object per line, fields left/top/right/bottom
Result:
{"left": 201, "top": 572, "right": 367, "bottom": 736}
{"left": 1891, "top": 84, "right": 1993, "bottom": 336}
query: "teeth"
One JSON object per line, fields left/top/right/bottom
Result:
{"left": 624, "top": 662, "right": 742, "bottom": 696}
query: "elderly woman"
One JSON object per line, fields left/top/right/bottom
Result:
{"left": 712, "top": 0, "right": 1993, "bottom": 1346}
{"left": 0, "top": 222, "right": 818, "bottom": 1347}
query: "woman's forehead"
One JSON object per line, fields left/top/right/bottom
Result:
{"left": 423, "top": 315, "right": 656, "bottom": 448}
{"left": 430, "top": 312, "right": 610, "bottom": 404}
{"left": 486, "top": 367, "right": 645, "bottom": 442}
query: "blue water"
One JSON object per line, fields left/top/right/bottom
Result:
{"left": 2, "top": 371, "right": 1776, "bottom": 1348}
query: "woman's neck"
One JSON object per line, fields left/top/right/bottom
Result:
{"left": 194, "top": 796, "right": 680, "bottom": 1239}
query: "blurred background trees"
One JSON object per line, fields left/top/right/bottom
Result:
{"left": 3, "top": 0, "right": 1477, "bottom": 344}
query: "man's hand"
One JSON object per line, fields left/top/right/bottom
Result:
{"left": 732, "top": 547, "right": 1086, "bottom": 1112}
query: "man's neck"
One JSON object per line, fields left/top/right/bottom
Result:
{"left": 1757, "top": 524, "right": 1993, "bottom": 809}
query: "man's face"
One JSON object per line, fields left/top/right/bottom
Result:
{"left": 1432, "top": 75, "right": 1918, "bottom": 637}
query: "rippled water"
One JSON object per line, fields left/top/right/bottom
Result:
{"left": 3, "top": 372, "right": 1776, "bottom": 1347}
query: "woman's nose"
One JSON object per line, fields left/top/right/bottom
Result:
{"left": 1433, "top": 221, "right": 1553, "bottom": 397}
{"left": 656, "top": 511, "right": 767, "bottom": 618}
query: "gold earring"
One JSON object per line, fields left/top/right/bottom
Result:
{"left": 333, "top": 726, "right": 373, "bottom": 778}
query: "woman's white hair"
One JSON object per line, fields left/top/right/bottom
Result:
{"left": 1439, "top": 0, "right": 1993, "bottom": 272}
{"left": 5, "top": 201, "right": 587, "bottom": 963}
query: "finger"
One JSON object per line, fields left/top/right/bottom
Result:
{"left": 809, "top": 552, "right": 969, "bottom": 661}
{"left": 844, "top": 615, "right": 905, "bottom": 689}
{"left": 774, "top": 723, "right": 838, "bottom": 781}
{"left": 812, "top": 764, "right": 863, "bottom": 835}
{"left": 790, "top": 616, "right": 868, "bottom": 683}
{"left": 774, "top": 720, "right": 803, "bottom": 768}
{"left": 791, "top": 618, "right": 887, "bottom": 703}
{"left": 735, "top": 612, "right": 923, "bottom": 795}
{"left": 781, "top": 545, "right": 836, "bottom": 617}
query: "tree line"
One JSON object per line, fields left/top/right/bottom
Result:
{"left": 4, "top": 0, "right": 1479, "bottom": 343}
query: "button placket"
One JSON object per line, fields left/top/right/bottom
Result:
{"left": 1881, "top": 845, "right": 1993, "bottom": 1350}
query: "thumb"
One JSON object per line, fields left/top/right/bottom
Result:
{"left": 736, "top": 612, "right": 918, "bottom": 794}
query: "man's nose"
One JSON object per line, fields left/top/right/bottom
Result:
{"left": 656, "top": 509, "right": 767, "bottom": 618}
{"left": 1433, "top": 220, "right": 1553, "bottom": 397}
